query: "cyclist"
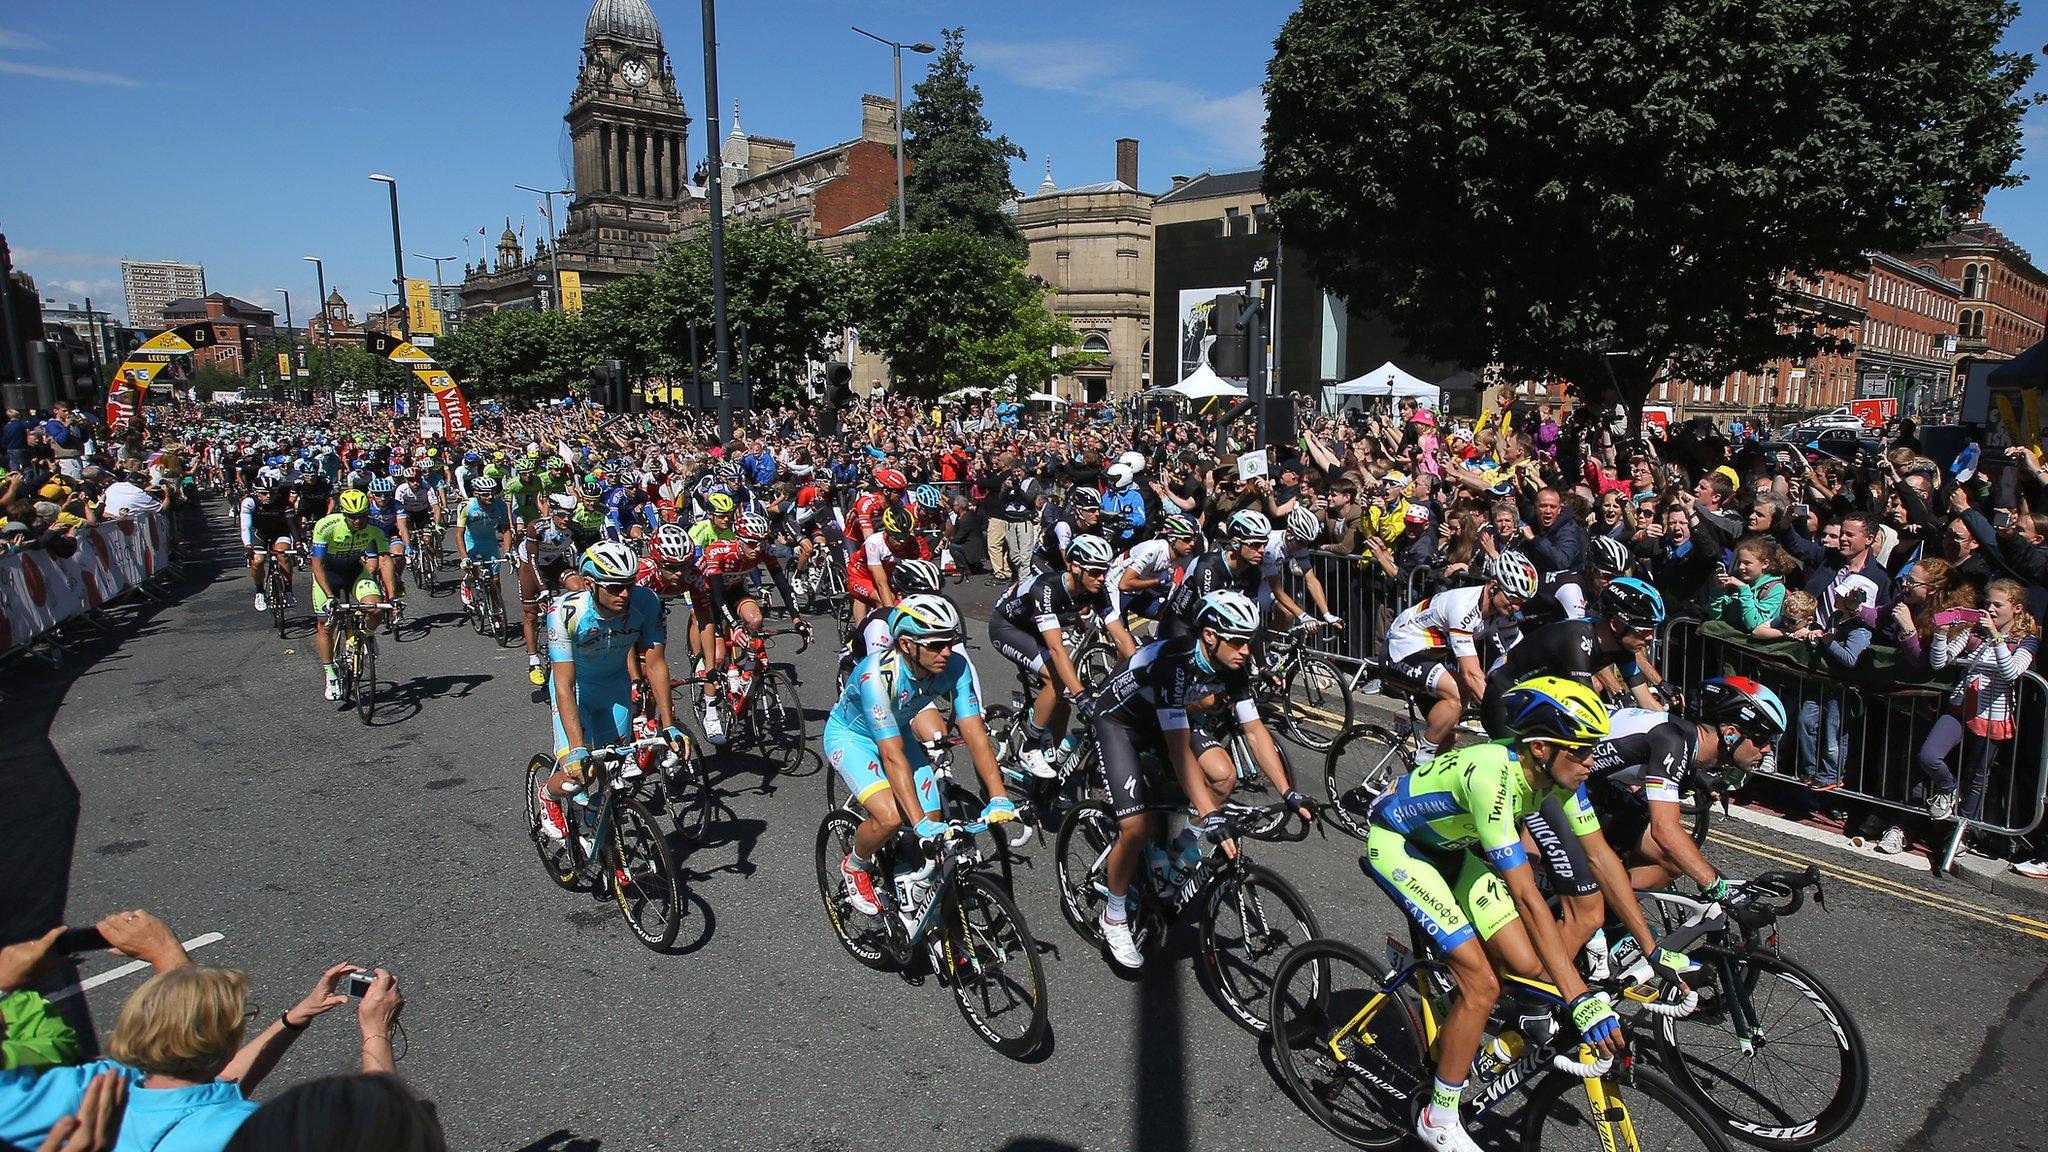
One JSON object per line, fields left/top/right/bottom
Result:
{"left": 690, "top": 491, "right": 739, "bottom": 548}
{"left": 1519, "top": 534, "right": 1632, "bottom": 628}
{"left": 309, "top": 489, "right": 399, "bottom": 702}
{"left": 239, "top": 474, "right": 298, "bottom": 614}
{"left": 1161, "top": 510, "right": 1273, "bottom": 640}
{"left": 845, "top": 558, "right": 944, "bottom": 681}
{"left": 849, "top": 466, "right": 909, "bottom": 547}
{"left": 365, "top": 476, "right": 409, "bottom": 597}
{"left": 392, "top": 467, "right": 434, "bottom": 568}
{"left": 533, "top": 542, "right": 684, "bottom": 841}
{"left": 517, "top": 493, "right": 584, "bottom": 686}
{"left": 1364, "top": 676, "right": 1626, "bottom": 1152}
{"left": 1032, "top": 491, "right": 1104, "bottom": 576}
{"left": 456, "top": 475, "right": 513, "bottom": 615}
{"left": 847, "top": 504, "right": 932, "bottom": 633}
{"left": 1104, "top": 513, "right": 1202, "bottom": 660}
{"left": 289, "top": 459, "right": 333, "bottom": 539}
{"left": 988, "top": 534, "right": 1114, "bottom": 779}
{"left": 1086, "top": 590, "right": 1316, "bottom": 969}
{"left": 1382, "top": 551, "right": 1536, "bottom": 764}
{"left": 691, "top": 510, "right": 812, "bottom": 745}
{"left": 828, "top": 594, "right": 1017, "bottom": 915}
{"left": 1589, "top": 676, "right": 1785, "bottom": 897}
{"left": 1269, "top": 503, "right": 1338, "bottom": 629}
{"left": 1480, "top": 576, "right": 1668, "bottom": 738}
{"left": 635, "top": 522, "right": 698, "bottom": 600}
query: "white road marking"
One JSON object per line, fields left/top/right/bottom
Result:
{"left": 47, "top": 932, "right": 227, "bottom": 1002}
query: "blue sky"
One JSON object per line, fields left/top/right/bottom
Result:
{"left": 2, "top": 1, "right": 2042, "bottom": 326}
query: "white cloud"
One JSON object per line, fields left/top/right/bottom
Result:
{"left": 973, "top": 38, "right": 1267, "bottom": 164}
{"left": 14, "top": 248, "right": 121, "bottom": 269}
{"left": 0, "top": 60, "right": 139, "bottom": 87}
{"left": 0, "top": 28, "right": 46, "bottom": 51}
{"left": 50, "top": 277, "right": 120, "bottom": 299}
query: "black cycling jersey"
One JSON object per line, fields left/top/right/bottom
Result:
{"left": 1589, "top": 714, "right": 1699, "bottom": 796}
{"left": 290, "top": 474, "right": 333, "bottom": 521}
{"left": 1034, "top": 505, "right": 1078, "bottom": 572}
{"left": 252, "top": 486, "right": 295, "bottom": 520}
{"left": 1095, "top": 634, "right": 1256, "bottom": 729}
{"left": 1519, "top": 569, "right": 1591, "bottom": 629}
{"left": 1480, "top": 618, "right": 1640, "bottom": 738}
{"left": 994, "top": 571, "right": 1108, "bottom": 634}
{"left": 1162, "top": 549, "right": 1263, "bottom": 635}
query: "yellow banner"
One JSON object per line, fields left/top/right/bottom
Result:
{"left": 417, "top": 369, "right": 458, "bottom": 395}
{"left": 277, "top": 353, "right": 292, "bottom": 379}
{"left": 559, "top": 270, "right": 583, "bottom": 314}
{"left": 405, "top": 279, "right": 442, "bottom": 336}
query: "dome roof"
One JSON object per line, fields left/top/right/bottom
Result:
{"left": 585, "top": 0, "right": 661, "bottom": 45}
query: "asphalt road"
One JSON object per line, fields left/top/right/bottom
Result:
{"left": 10, "top": 503, "right": 2048, "bottom": 1151}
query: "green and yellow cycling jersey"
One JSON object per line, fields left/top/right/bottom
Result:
{"left": 688, "top": 519, "right": 735, "bottom": 548}
{"left": 309, "top": 513, "right": 390, "bottom": 567}
{"left": 502, "top": 474, "right": 543, "bottom": 519}
{"left": 1371, "top": 740, "right": 1598, "bottom": 871}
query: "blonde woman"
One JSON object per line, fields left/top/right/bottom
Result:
{"left": 1918, "top": 578, "right": 2039, "bottom": 827}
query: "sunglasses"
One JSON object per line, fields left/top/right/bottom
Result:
{"left": 913, "top": 636, "right": 960, "bottom": 652}
{"left": 592, "top": 578, "right": 634, "bottom": 592}
{"left": 1213, "top": 634, "right": 1254, "bottom": 648}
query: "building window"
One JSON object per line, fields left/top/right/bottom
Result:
{"left": 1962, "top": 263, "right": 1981, "bottom": 298}
{"left": 1140, "top": 340, "right": 1151, "bottom": 384}
{"left": 1082, "top": 333, "right": 1111, "bottom": 357}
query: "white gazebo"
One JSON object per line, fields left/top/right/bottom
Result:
{"left": 1329, "top": 361, "right": 1441, "bottom": 408}
{"left": 1165, "top": 363, "right": 1248, "bottom": 399}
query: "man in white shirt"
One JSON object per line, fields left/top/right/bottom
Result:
{"left": 99, "top": 473, "right": 164, "bottom": 519}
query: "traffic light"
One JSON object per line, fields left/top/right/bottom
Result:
{"left": 1205, "top": 292, "right": 1249, "bottom": 378}
{"left": 819, "top": 361, "right": 853, "bottom": 435}
{"left": 590, "top": 361, "right": 630, "bottom": 413}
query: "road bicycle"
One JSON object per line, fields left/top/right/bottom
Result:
{"left": 408, "top": 519, "right": 443, "bottom": 590}
{"left": 525, "top": 734, "right": 684, "bottom": 951}
{"left": 1055, "top": 796, "right": 1318, "bottom": 1035}
{"left": 1268, "top": 912, "right": 1735, "bottom": 1151}
{"left": 689, "top": 623, "right": 809, "bottom": 752}
{"left": 815, "top": 735, "right": 1049, "bottom": 1058}
{"left": 1610, "top": 867, "right": 1867, "bottom": 1151}
{"left": 261, "top": 545, "right": 304, "bottom": 637}
{"left": 1254, "top": 618, "right": 1354, "bottom": 753}
{"left": 630, "top": 676, "right": 715, "bottom": 846}
{"left": 328, "top": 600, "right": 398, "bottom": 724}
{"left": 795, "top": 537, "right": 848, "bottom": 613}
{"left": 460, "top": 557, "right": 515, "bottom": 644}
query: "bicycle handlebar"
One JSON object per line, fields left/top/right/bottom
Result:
{"left": 1731, "top": 864, "right": 1824, "bottom": 928}
{"left": 742, "top": 623, "right": 811, "bottom": 654}
{"left": 1217, "top": 801, "right": 1314, "bottom": 843}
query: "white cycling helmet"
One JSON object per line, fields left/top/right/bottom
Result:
{"left": 891, "top": 593, "right": 963, "bottom": 644}
{"left": 1065, "top": 533, "right": 1115, "bottom": 571}
{"left": 1196, "top": 589, "right": 1262, "bottom": 640}
{"left": 579, "top": 541, "right": 639, "bottom": 584}
{"left": 1590, "top": 534, "right": 1631, "bottom": 576}
{"left": 892, "top": 557, "right": 943, "bottom": 595}
{"left": 1227, "top": 509, "right": 1272, "bottom": 543}
{"left": 472, "top": 475, "right": 500, "bottom": 496}
{"left": 1489, "top": 550, "right": 1540, "bottom": 600}
{"left": 735, "top": 511, "right": 771, "bottom": 541}
{"left": 1287, "top": 503, "right": 1322, "bottom": 544}
{"left": 546, "top": 492, "right": 577, "bottom": 514}
{"left": 655, "top": 523, "right": 692, "bottom": 556}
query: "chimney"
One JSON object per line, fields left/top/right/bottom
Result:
{"left": 859, "top": 94, "right": 896, "bottom": 145}
{"left": 1116, "top": 138, "right": 1138, "bottom": 189}
{"left": 1170, "top": 174, "right": 1190, "bottom": 191}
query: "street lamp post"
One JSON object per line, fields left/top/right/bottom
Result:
{"left": 303, "top": 256, "right": 329, "bottom": 399}
{"left": 851, "top": 26, "right": 934, "bottom": 233}
{"left": 702, "top": 0, "right": 736, "bottom": 439}
{"left": 513, "top": 185, "right": 570, "bottom": 311}
{"left": 368, "top": 174, "right": 407, "bottom": 339}
{"left": 273, "top": 287, "right": 294, "bottom": 399}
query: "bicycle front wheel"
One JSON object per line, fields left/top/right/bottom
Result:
{"left": 941, "top": 870, "right": 1049, "bottom": 1059}
{"left": 1053, "top": 799, "right": 1120, "bottom": 945}
{"left": 1323, "top": 724, "right": 1411, "bottom": 841}
{"left": 605, "top": 795, "right": 682, "bottom": 950}
{"left": 355, "top": 633, "right": 377, "bottom": 724}
{"left": 1522, "top": 1065, "right": 1736, "bottom": 1152}
{"left": 525, "top": 754, "right": 581, "bottom": 890}
{"left": 754, "top": 668, "right": 807, "bottom": 748}
{"left": 1268, "top": 937, "right": 1425, "bottom": 1149}
{"left": 1282, "top": 655, "right": 1353, "bottom": 752}
{"left": 814, "top": 807, "right": 893, "bottom": 970}
{"left": 1198, "top": 861, "right": 1319, "bottom": 1035}
{"left": 1649, "top": 949, "right": 1868, "bottom": 1151}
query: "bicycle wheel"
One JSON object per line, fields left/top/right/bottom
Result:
{"left": 753, "top": 668, "right": 807, "bottom": 748}
{"left": 1077, "top": 642, "right": 1116, "bottom": 687}
{"left": 663, "top": 744, "right": 715, "bottom": 845}
{"left": 468, "top": 579, "right": 488, "bottom": 635}
{"left": 1268, "top": 937, "right": 1426, "bottom": 1149}
{"left": 940, "top": 870, "right": 1049, "bottom": 1059}
{"left": 355, "top": 632, "right": 377, "bottom": 724}
{"left": 604, "top": 795, "right": 682, "bottom": 950}
{"left": 1053, "top": 799, "right": 1120, "bottom": 944}
{"left": 1649, "top": 949, "right": 1868, "bottom": 1150}
{"left": 269, "top": 569, "right": 287, "bottom": 635}
{"left": 1323, "top": 724, "right": 1411, "bottom": 841}
{"left": 1522, "top": 1065, "right": 1736, "bottom": 1152}
{"left": 490, "top": 582, "right": 515, "bottom": 646}
{"left": 525, "top": 754, "right": 581, "bottom": 889}
{"left": 814, "top": 807, "right": 893, "bottom": 970}
{"left": 1198, "top": 861, "right": 1319, "bottom": 1035}
{"left": 1282, "top": 655, "right": 1354, "bottom": 752}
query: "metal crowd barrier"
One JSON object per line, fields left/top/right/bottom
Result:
{"left": 1284, "top": 550, "right": 1448, "bottom": 689}
{"left": 1658, "top": 617, "right": 2048, "bottom": 873}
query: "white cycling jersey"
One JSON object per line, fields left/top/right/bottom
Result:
{"left": 1385, "top": 584, "right": 1511, "bottom": 663}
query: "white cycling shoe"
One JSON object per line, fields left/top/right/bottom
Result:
{"left": 253, "top": 592, "right": 268, "bottom": 613}
{"left": 1020, "top": 746, "right": 1056, "bottom": 780}
{"left": 1098, "top": 914, "right": 1143, "bottom": 969}
{"left": 701, "top": 710, "right": 727, "bottom": 746}
{"left": 1415, "top": 1115, "right": 1483, "bottom": 1152}
{"left": 322, "top": 671, "right": 342, "bottom": 702}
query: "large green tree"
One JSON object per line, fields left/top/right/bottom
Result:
{"left": 901, "top": 27, "right": 1026, "bottom": 249}
{"left": 431, "top": 308, "right": 582, "bottom": 399}
{"left": 1264, "top": 0, "right": 2042, "bottom": 427}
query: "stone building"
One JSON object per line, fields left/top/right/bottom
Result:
{"left": 1013, "top": 140, "right": 1155, "bottom": 402}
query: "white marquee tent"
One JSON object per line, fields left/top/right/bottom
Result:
{"left": 1165, "top": 363, "right": 1248, "bottom": 399}
{"left": 1331, "top": 361, "right": 1442, "bottom": 407}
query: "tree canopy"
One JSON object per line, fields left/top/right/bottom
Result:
{"left": 902, "top": 27, "right": 1026, "bottom": 249}
{"left": 1263, "top": 0, "right": 2043, "bottom": 422}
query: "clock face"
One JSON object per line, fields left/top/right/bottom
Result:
{"left": 621, "top": 58, "right": 650, "bottom": 88}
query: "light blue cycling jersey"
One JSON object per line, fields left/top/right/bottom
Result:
{"left": 545, "top": 586, "right": 666, "bottom": 684}
{"left": 460, "top": 497, "right": 511, "bottom": 558}
{"left": 828, "top": 647, "right": 983, "bottom": 744}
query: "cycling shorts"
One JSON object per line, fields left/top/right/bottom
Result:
{"left": 691, "top": 583, "right": 755, "bottom": 628}
{"left": 1092, "top": 715, "right": 1222, "bottom": 821}
{"left": 823, "top": 716, "right": 940, "bottom": 810}
{"left": 987, "top": 615, "right": 1047, "bottom": 675}
{"left": 1522, "top": 793, "right": 1601, "bottom": 899}
{"left": 551, "top": 683, "right": 634, "bottom": 761}
{"left": 1363, "top": 826, "right": 1518, "bottom": 954}
{"left": 1107, "top": 584, "right": 1163, "bottom": 623}
{"left": 313, "top": 572, "right": 383, "bottom": 614}
{"left": 1387, "top": 651, "right": 1454, "bottom": 696}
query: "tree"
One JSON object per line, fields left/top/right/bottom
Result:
{"left": 1264, "top": 0, "right": 2042, "bottom": 429}
{"left": 901, "top": 27, "right": 1026, "bottom": 249}
{"left": 429, "top": 309, "right": 581, "bottom": 399}
{"left": 959, "top": 288, "right": 1102, "bottom": 402}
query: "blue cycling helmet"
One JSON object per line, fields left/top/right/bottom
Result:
{"left": 369, "top": 476, "right": 396, "bottom": 496}
{"left": 913, "top": 484, "right": 944, "bottom": 510}
{"left": 1602, "top": 576, "right": 1665, "bottom": 628}
{"left": 463, "top": 452, "right": 481, "bottom": 465}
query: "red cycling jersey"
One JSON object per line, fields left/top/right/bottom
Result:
{"left": 847, "top": 532, "right": 931, "bottom": 604}
{"left": 849, "top": 490, "right": 900, "bottom": 542}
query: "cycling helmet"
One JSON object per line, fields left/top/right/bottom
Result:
{"left": 254, "top": 474, "right": 281, "bottom": 492}
{"left": 655, "top": 523, "right": 692, "bottom": 556}
{"left": 1499, "top": 676, "right": 1611, "bottom": 748}
{"left": 579, "top": 541, "right": 639, "bottom": 584}
{"left": 336, "top": 490, "right": 370, "bottom": 516}
{"left": 890, "top": 593, "right": 963, "bottom": 644}
{"left": 880, "top": 505, "right": 915, "bottom": 537}
{"left": 1590, "top": 534, "right": 1631, "bottom": 577}
{"left": 1065, "top": 534, "right": 1115, "bottom": 571}
{"left": 292, "top": 459, "right": 315, "bottom": 475}
{"left": 368, "top": 476, "right": 396, "bottom": 496}
{"left": 1488, "top": 550, "right": 1540, "bottom": 600}
{"left": 734, "top": 511, "right": 770, "bottom": 541}
{"left": 1195, "top": 589, "right": 1263, "bottom": 640}
{"left": 1160, "top": 513, "right": 1200, "bottom": 540}
{"left": 705, "top": 492, "right": 737, "bottom": 515}
{"left": 1602, "top": 576, "right": 1666, "bottom": 629}
{"left": 717, "top": 462, "right": 743, "bottom": 485}
{"left": 875, "top": 467, "right": 909, "bottom": 492}
{"left": 463, "top": 452, "right": 481, "bottom": 466}
{"left": 892, "top": 558, "right": 943, "bottom": 595}
{"left": 545, "top": 457, "right": 567, "bottom": 475}
{"left": 913, "top": 484, "right": 945, "bottom": 510}
{"left": 1226, "top": 509, "right": 1272, "bottom": 543}
{"left": 1694, "top": 676, "right": 1787, "bottom": 739}
{"left": 1287, "top": 503, "right": 1322, "bottom": 544}
{"left": 472, "top": 475, "right": 500, "bottom": 496}
{"left": 546, "top": 492, "right": 577, "bottom": 514}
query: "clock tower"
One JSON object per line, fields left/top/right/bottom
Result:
{"left": 561, "top": 0, "right": 692, "bottom": 264}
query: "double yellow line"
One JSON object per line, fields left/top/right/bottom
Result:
{"left": 1713, "top": 828, "right": 2048, "bottom": 942}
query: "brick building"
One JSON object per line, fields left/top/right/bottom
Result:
{"left": 1857, "top": 253, "right": 1960, "bottom": 417}
{"left": 1911, "top": 212, "right": 2048, "bottom": 367}
{"left": 159, "top": 293, "right": 277, "bottom": 375}
{"left": 706, "top": 95, "right": 907, "bottom": 257}
{"left": 1651, "top": 268, "right": 1865, "bottom": 425}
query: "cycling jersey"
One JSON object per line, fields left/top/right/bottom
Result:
{"left": 824, "top": 646, "right": 985, "bottom": 807}
{"left": 309, "top": 513, "right": 390, "bottom": 611}
{"left": 519, "top": 519, "right": 578, "bottom": 568}
{"left": 1162, "top": 550, "right": 1264, "bottom": 635}
{"left": 1589, "top": 708, "right": 1697, "bottom": 806}
{"left": 394, "top": 481, "right": 431, "bottom": 515}
{"left": 1107, "top": 538, "right": 1175, "bottom": 618}
{"left": 459, "top": 497, "right": 511, "bottom": 559}
{"left": 545, "top": 586, "right": 666, "bottom": 684}
{"left": 1384, "top": 584, "right": 1509, "bottom": 663}
{"left": 290, "top": 474, "right": 333, "bottom": 524}
{"left": 688, "top": 519, "right": 735, "bottom": 549}
{"left": 1520, "top": 570, "right": 1592, "bottom": 628}
{"left": 848, "top": 533, "right": 931, "bottom": 603}
{"left": 1095, "top": 635, "right": 1259, "bottom": 733}
{"left": 849, "top": 491, "right": 896, "bottom": 541}
{"left": 1034, "top": 505, "right": 1079, "bottom": 572}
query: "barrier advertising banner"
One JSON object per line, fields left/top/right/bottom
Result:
{"left": 0, "top": 512, "right": 170, "bottom": 657}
